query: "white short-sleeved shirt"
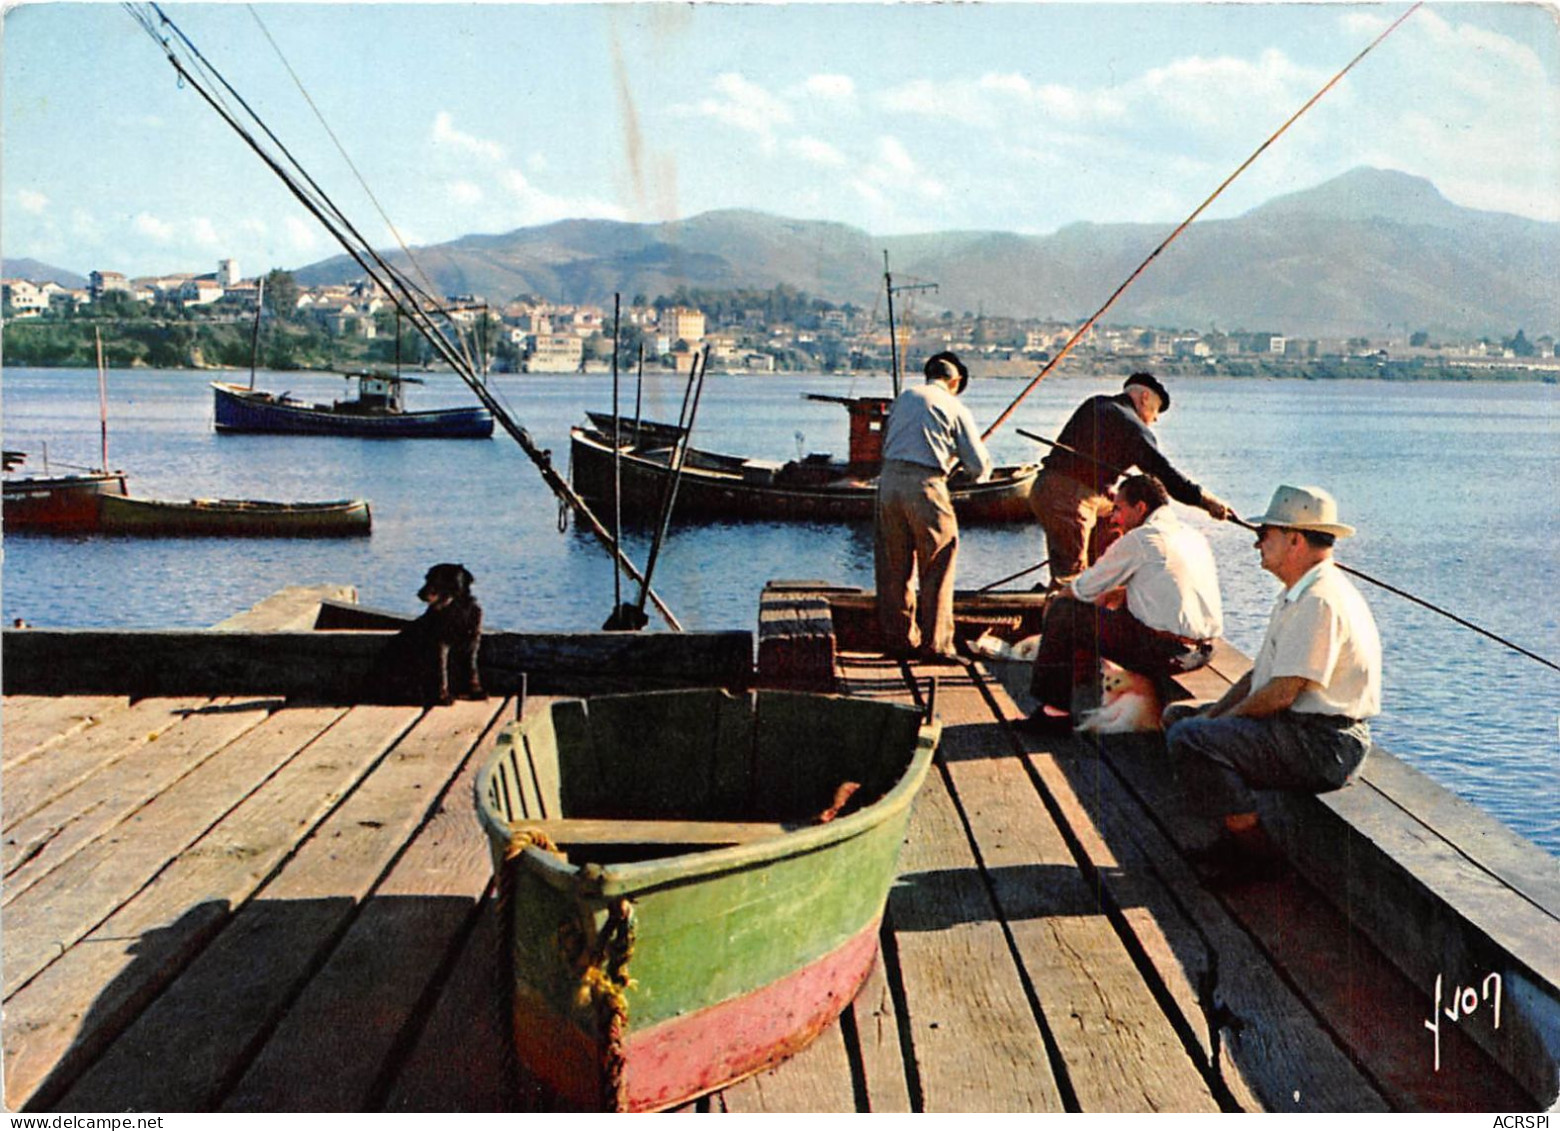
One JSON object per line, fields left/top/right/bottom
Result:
{"left": 1070, "top": 506, "right": 1222, "bottom": 640}
{"left": 1251, "top": 560, "right": 1381, "bottom": 719}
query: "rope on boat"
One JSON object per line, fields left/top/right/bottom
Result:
{"left": 981, "top": 2, "right": 1424, "bottom": 442}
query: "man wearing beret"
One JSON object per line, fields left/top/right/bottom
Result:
{"left": 875, "top": 351, "right": 993, "bottom": 663}
{"left": 1029, "top": 372, "right": 1231, "bottom": 586}
{"left": 1165, "top": 485, "right": 1381, "bottom": 883}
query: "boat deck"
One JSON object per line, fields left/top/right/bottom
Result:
{"left": 0, "top": 651, "right": 1543, "bottom": 1111}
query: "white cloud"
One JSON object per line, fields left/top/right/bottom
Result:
{"left": 449, "top": 180, "right": 484, "bottom": 206}
{"left": 877, "top": 136, "right": 916, "bottom": 177}
{"left": 497, "top": 166, "right": 625, "bottom": 225}
{"left": 189, "top": 217, "right": 222, "bottom": 249}
{"left": 133, "top": 212, "right": 175, "bottom": 242}
{"left": 16, "top": 189, "right": 48, "bottom": 215}
{"left": 801, "top": 74, "right": 855, "bottom": 101}
{"left": 431, "top": 111, "right": 506, "bottom": 162}
{"left": 786, "top": 136, "right": 846, "bottom": 168}
{"left": 283, "top": 216, "right": 321, "bottom": 253}
{"left": 686, "top": 72, "right": 793, "bottom": 140}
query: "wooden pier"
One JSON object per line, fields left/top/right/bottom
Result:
{"left": 2, "top": 586, "right": 1555, "bottom": 1112}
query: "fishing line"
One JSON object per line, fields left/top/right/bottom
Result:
{"left": 982, "top": 2, "right": 1424, "bottom": 442}
{"left": 129, "top": 3, "right": 683, "bottom": 630}
{"left": 1014, "top": 429, "right": 1559, "bottom": 674}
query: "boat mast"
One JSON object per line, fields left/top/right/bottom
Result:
{"left": 248, "top": 276, "right": 264, "bottom": 390}
{"left": 95, "top": 328, "right": 109, "bottom": 473}
{"left": 882, "top": 250, "right": 937, "bottom": 397}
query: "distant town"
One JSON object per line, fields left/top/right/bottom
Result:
{"left": 4, "top": 259, "right": 1556, "bottom": 381}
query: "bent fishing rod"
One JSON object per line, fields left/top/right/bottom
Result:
{"left": 981, "top": 1, "right": 1423, "bottom": 443}
{"left": 1015, "top": 428, "right": 1559, "bottom": 674}
{"left": 128, "top": 3, "right": 682, "bottom": 630}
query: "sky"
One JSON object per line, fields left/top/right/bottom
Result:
{"left": 3, "top": 1, "right": 1557, "bottom": 281}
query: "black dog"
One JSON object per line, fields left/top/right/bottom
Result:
{"left": 365, "top": 563, "right": 486, "bottom": 706}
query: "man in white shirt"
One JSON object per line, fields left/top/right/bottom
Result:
{"left": 1020, "top": 474, "right": 1223, "bottom": 732}
{"left": 875, "top": 351, "right": 994, "bottom": 662}
{"left": 1165, "top": 484, "right": 1381, "bottom": 881}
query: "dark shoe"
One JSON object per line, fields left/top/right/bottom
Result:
{"left": 1013, "top": 709, "right": 1074, "bottom": 737}
{"left": 882, "top": 644, "right": 915, "bottom": 662}
{"left": 1186, "top": 835, "right": 1285, "bottom": 888}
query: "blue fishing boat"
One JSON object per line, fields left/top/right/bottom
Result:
{"left": 211, "top": 370, "right": 493, "bottom": 438}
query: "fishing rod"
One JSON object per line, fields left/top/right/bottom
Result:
{"left": 128, "top": 3, "right": 682, "bottom": 629}
{"left": 981, "top": 1, "right": 1423, "bottom": 442}
{"left": 1015, "top": 429, "right": 1559, "bottom": 673}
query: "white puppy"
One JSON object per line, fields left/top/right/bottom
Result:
{"left": 1075, "top": 661, "right": 1163, "bottom": 734}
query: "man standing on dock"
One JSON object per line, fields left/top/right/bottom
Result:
{"left": 1029, "top": 373, "right": 1231, "bottom": 586}
{"left": 1019, "top": 473, "right": 1223, "bottom": 732}
{"left": 875, "top": 351, "right": 993, "bottom": 663}
{"left": 1165, "top": 485, "right": 1380, "bottom": 880}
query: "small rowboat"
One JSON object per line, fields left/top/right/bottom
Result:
{"left": 98, "top": 494, "right": 371, "bottom": 537}
{"left": 475, "top": 688, "right": 938, "bottom": 1111}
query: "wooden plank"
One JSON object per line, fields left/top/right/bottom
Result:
{"left": 837, "top": 654, "right": 1063, "bottom": 1113}
{"left": 210, "top": 584, "right": 358, "bottom": 631}
{"left": 2, "top": 628, "right": 754, "bottom": 698}
{"left": 1073, "top": 738, "right": 1391, "bottom": 1111}
{"left": 510, "top": 817, "right": 791, "bottom": 846}
{"left": 379, "top": 894, "right": 539, "bottom": 1111}
{"left": 222, "top": 700, "right": 511, "bottom": 1111}
{"left": 1, "top": 695, "right": 128, "bottom": 769}
{"left": 1359, "top": 753, "right": 1560, "bottom": 914}
{"left": 716, "top": 1020, "right": 857, "bottom": 1112}
{"left": 846, "top": 941, "right": 913, "bottom": 1112}
{"left": 2, "top": 705, "right": 349, "bottom": 998}
{"left": 2, "top": 696, "right": 215, "bottom": 831}
{"left": 2, "top": 704, "right": 422, "bottom": 1112}
{"left": 50, "top": 699, "right": 503, "bottom": 1112}
{"left": 935, "top": 676, "right": 1219, "bottom": 1112}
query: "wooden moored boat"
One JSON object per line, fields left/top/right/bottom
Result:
{"left": 475, "top": 687, "right": 938, "bottom": 1111}
{"left": 570, "top": 402, "right": 1037, "bottom": 524}
{"left": 98, "top": 494, "right": 371, "bottom": 537}
{"left": 211, "top": 371, "right": 493, "bottom": 438}
{"left": 2, "top": 469, "right": 129, "bottom": 532}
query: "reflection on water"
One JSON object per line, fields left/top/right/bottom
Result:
{"left": 3, "top": 368, "right": 1556, "bottom": 854}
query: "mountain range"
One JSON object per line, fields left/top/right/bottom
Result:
{"left": 11, "top": 169, "right": 1556, "bottom": 339}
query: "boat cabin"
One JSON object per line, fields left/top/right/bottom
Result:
{"left": 337, "top": 370, "right": 420, "bottom": 415}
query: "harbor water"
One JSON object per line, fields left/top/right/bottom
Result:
{"left": 3, "top": 366, "right": 1556, "bottom": 855}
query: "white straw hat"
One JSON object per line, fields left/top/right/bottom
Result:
{"left": 1246, "top": 485, "right": 1355, "bottom": 538}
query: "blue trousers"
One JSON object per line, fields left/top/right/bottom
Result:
{"left": 1164, "top": 706, "right": 1371, "bottom": 819}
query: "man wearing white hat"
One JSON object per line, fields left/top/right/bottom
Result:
{"left": 1165, "top": 484, "right": 1381, "bottom": 881}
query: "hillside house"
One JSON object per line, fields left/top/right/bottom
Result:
{"left": 2, "top": 279, "right": 47, "bottom": 317}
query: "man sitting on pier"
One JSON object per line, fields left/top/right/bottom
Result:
{"left": 1029, "top": 372, "right": 1232, "bottom": 586}
{"left": 1018, "top": 473, "right": 1223, "bottom": 734}
{"left": 1165, "top": 485, "right": 1380, "bottom": 882}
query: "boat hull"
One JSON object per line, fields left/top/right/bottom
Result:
{"left": 98, "top": 494, "right": 371, "bottom": 537}
{"left": 211, "top": 382, "right": 493, "bottom": 438}
{"left": 569, "top": 425, "right": 1036, "bottom": 523}
{"left": 476, "top": 688, "right": 938, "bottom": 1111}
{"left": 2, "top": 472, "right": 129, "bottom": 532}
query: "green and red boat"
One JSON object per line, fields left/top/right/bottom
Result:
{"left": 475, "top": 687, "right": 937, "bottom": 1111}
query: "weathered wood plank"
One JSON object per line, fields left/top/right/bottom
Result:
{"left": 716, "top": 1020, "right": 857, "bottom": 1112}
{"left": 50, "top": 699, "right": 503, "bottom": 1112}
{"left": 1074, "top": 738, "right": 1391, "bottom": 1111}
{"left": 2, "top": 705, "right": 348, "bottom": 998}
{"left": 847, "top": 942, "right": 913, "bottom": 1112}
{"left": 3, "top": 698, "right": 273, "bottom": 896}
{"left": 210, "top": 584, "right": 358, "bottom": 631}
{"left": 2, "top": 628, "right": 754, "bottom": 698}
{"left": 2, "top": 695, "right": 128, "bottom": 770}
{"left": 222, "top": 700, "right": 511, "bottom": 1111}
{"left": 839, "top": 653, "right": 1063, "bottom": 1113}
{"left": 379, "top": 894, "right": 536, "bottom": 1111}
{"left": 2, "top": 705, "right": 421, "bottom": 1113}
{"left": 935, "top": 678, "right": 1219, "bottom": 1113}
{"left": 2, "top": 697, "right": 215, "bottom": 831}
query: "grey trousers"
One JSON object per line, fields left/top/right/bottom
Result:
{"left": 874, "top": 461, "right": 959, "bottom": 655}
{"left": 1164, "top": 705, "right": 1371, "bottom": 818}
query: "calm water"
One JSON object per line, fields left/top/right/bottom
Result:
{"left": 3, "top": 367, "right": 1557, "bottom": 854}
